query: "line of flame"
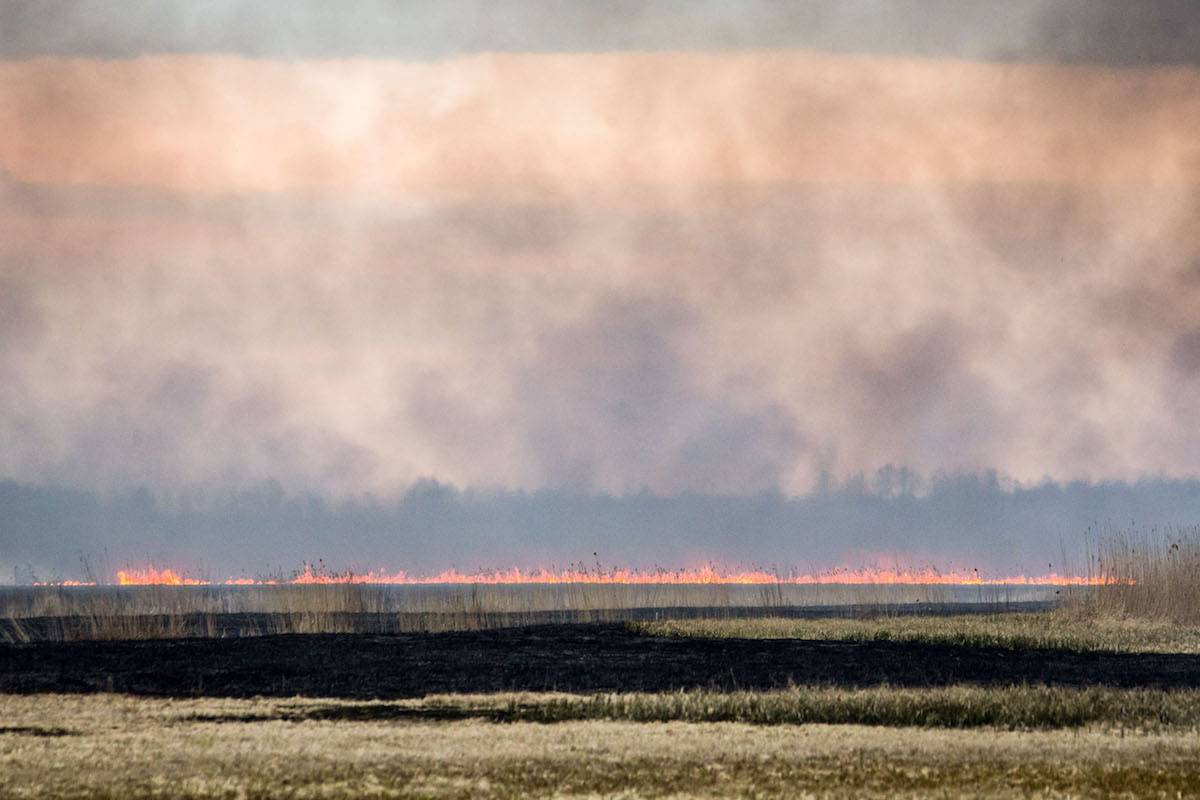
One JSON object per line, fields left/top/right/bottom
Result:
{"left": 115, "top": 567, "right": 209, "bottom": 586}
{"left": 91, "top": 564, "right": 1111, "bottom": 587}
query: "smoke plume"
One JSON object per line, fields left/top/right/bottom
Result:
{"left": 1, "top": 2, "right": 1198, "bottom": 576}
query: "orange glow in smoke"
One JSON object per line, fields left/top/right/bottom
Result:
{"left": 101, "top": 563, "right": 1107, "bottom": 587}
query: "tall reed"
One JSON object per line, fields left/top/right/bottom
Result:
{"left": 0, "top": 580, "right": 1025, "bottom": 642}
{"left": 1068, "top": 525, "right": 1200, "bottom": 625}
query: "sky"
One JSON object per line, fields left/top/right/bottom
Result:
{"left": 2, "top": 1, "right": 1199, "bottom": 579}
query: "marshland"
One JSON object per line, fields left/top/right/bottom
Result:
{"left": 8, "top": 2, "right": 1200, "bottom": 796}
{"left": 4, "top": 530, "right": 1200, "bottom": 798}
{"left": 0, "top": 579, "right": 1050, "bottom": 642}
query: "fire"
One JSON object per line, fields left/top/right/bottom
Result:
{"left": 102, "top": 563, "right": 1107, "bottom": 586}
{"left": 116, "top": 567, "right": 208, "bottom": 586}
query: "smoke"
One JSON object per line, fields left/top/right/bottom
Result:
{"left": 3, "top": 1, "right": 1199, "bottom": 65}
{"left": 0, "top": 185, "right": 1195, "bottom": 494}
{"left": 4, "top": 52, "right": 1199, "bottom": 191}
{"left": 504, "top": 297, "right": 803, "bottom": 494}
{"left": 1172, "top": 329, "right": 1200, "bottom": 376}
{"left": 1, "top": 5, "right": 1199, "bottom": 572}
{"left": 5, "top": 177, "right": 1197, "bottom": 494}
{"left": 5, "top": 475, "right": 1200, "bottom": 581}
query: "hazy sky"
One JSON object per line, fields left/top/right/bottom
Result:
{"left": 2, "top": 2, "right": 1199, "bottom": 575}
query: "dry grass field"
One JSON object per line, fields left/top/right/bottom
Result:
{"left": 0, "top": 581, "right": 1041, "bottom": 643}
{"left": 634, "top": 611, "right": 1200, "bottom": 654}
{"left": 5, "top": 531, "right": 1200, "bottom": 797}
{"left": 0, "top": 580, "right": 1003, "bottom": 640}
{"left": 4, "top": 693, "right": 1200, "bottom": 799}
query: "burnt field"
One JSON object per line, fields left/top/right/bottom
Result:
{"left": 6, "top": 573, "right": 1200, "bottom": 798}
{"left": 5, "top": 621, "right": 1200, "bottom": 699}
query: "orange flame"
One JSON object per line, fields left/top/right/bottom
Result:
{"left": 102, "top": 563, "right": 1109, "bottom": 587}
{"left": 116, "top": 567, "right": 208, "bottom": 586}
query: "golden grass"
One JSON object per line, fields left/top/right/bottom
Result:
{"left": 4, "top": 693, "right": 1200, "bottom": 798}
{"left": 492, "top": 686, "right": 1200, "bottom": 729}
{"left": 1069, "top": 525, "right": 1200, "bottom": 626}
{"left": 147, "top": 686, "right": 1200, "bottom": 731}
{"left": 633, "top": 611, "right": 1200, "bottom": 654}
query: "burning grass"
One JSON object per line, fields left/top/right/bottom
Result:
{"left": 10, "top": 525, "right": 1200, "bottom": 644}
{"left": 98, "top": 563, "right": 1091, "bottom": 586}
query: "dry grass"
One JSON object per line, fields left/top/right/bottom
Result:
{"left": 0, "top": 581, "right": 1041, "bottom": 642}
{"left": 0, "top": 581, "right": 973, "bottom": 619}
{"left": 492, "top": 686, "right": 1200, "bottom": 729}
{"left": 19, "top": 686, "right": 1190, "bottom": 730}
{"left": 1068, "top": 525, "right": 1200, "bottom": 626}
{"left": 3, "top": 693, "right": 1200, "bottom": 798}
{"left": 634, "top": 611, "right": 1200, "bottom": 654}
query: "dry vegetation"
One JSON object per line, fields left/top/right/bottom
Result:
{"left": 635, "top": 611, "right": 1200, "bottom": 654}
{"left": 142, "top": 687, "right": 1200, "bottom": 730}
{"left": 629, "top": 528, "right": 1200, "bottom": 654}
{"left": 2, "top": 530, "right": 1196, "bottom": 652}
{"left": 11, "top": 687, "right": 1194, "bottom": 731}
{"left": 1068, "top": 525, "right": 1200, "bottom": 625}
{"left": 0, "top": 580, "right": 972, "bottom": 618}
{"left": 4, "top": 693, "right": 1200, "bottom": 799}
{"left": 0, "top": 581, "right": 1029, "bottom": 642}
{"left": 7, "top": 529, "right": 1200, "bottom": 797}
{"left": 491, "top": 686, "right": 1200, "bottom": 729}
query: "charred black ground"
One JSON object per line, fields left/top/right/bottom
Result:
{"left": 4, "top": 622, "right": 1199, "bottom": 699}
